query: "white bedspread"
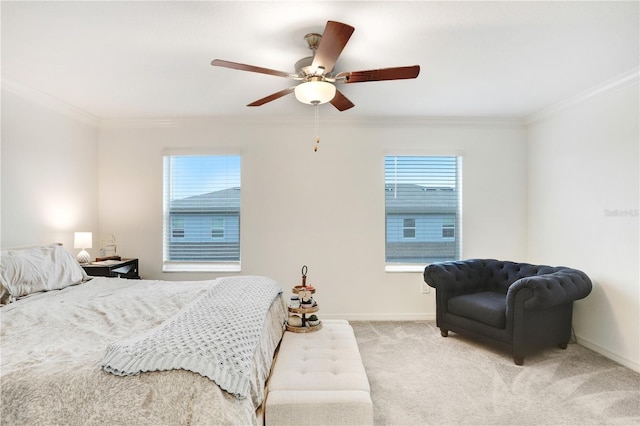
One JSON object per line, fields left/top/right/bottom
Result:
{"left": 1, "top": 277, "right": 287, "bottom": 425}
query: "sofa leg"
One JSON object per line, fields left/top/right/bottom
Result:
{"left": 514, "top": 356, "right": 524, "bottom": 366}
{"left": 440, "top": 329, "right": 449, "bottom": 337}
{"left": 558, "top": 342, "right": 568, "bottom": 349}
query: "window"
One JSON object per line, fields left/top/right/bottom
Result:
{"left": 385, "top": 156, "right": 461, "bottom": 267}
{"left": 163, "top": 154, "right": 241, "bottom": 271}
{"left": 403, "top": 218, "right": 416, "bottom": 238}
{"left": 171, "top": 218, "right": 185, "bottom": 238}
{"left": 211, "top": 218, "right": 224, "bottom": 238}
{"left": 442, "top": 218, "right": 455, "bottom": 239}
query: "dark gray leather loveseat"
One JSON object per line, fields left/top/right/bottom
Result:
{"left": 423, "top": 259, "right": 592, "bottom": 365}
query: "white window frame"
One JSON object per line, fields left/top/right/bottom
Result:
{"left": 384, "top": 152, "right": 463, "bottom": 273}
{"left": 162, "top": 149, "right": 242, "bottom": 273}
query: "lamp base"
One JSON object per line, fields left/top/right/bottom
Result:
{"left": 77, "top": 249, "right": 90, "bottom": 264}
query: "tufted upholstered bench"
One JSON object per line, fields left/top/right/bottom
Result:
{"left": 424, "top": 259, "right": 592, "bottom": 365}
{"left": 265, "top": 319, "right": 373, "bottom": 426}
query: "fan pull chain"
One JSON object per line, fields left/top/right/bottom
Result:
{"left": 314, "top": 102, "right": 320, "bottom": 152}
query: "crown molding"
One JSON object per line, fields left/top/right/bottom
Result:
{"left": 99, "top": 114, "right": 524, "bottom": 129}
{"left": 1, "top": 81, "right": 522, "bottom": 129}
{"left": 1, "top": 78, "right": 100, "bottom": 127}
{"left": 99, "top": 118, "right": 183, "bottom": 128}
{"left": 525, "top": 67, "right": 640, "bottom": 125}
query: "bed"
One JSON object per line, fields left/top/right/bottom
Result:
{"left": 0, "top": 244, "right": 287, "bottom": 425}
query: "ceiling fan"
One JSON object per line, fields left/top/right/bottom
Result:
{"left": 211, "top": 21, "right": 420, "bottom": 111}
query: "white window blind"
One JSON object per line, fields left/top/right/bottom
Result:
{"left": 385, "top": 156, "right": 461, "bottom": 265}
{"left": 163, "top": 155, "right": 241, "bottom": 271}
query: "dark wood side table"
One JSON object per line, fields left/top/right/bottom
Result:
{"left": 82, "top": 258, "right": 140, "bottom": 279}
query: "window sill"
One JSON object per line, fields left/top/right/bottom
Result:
{"left": 385, "top": 264, "right": 426, "bottom": 273}
{"left": 163, "top": 262, "right": 241, "bottom": 273}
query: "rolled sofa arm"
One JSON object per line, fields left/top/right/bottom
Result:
{"left": 507, "top": 268, "right": 592, "bottom": 310}
{"left": 424, "top": 260, "right": 489, "bottom": 295}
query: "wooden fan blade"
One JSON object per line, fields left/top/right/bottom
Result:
{"left": 211, "top": 59, "right": 291, "bottom": 78}
{"left": 311, "top": 21, "right": 355, "bottom": 74}
{"left": 247, "top": 87, "right": 295, "bottom": 107}
{"left": 330, "top": 89, "right": 355, "bottom": 111}
{"left": 337, "top": 65, "right": 420, "bottom": 83}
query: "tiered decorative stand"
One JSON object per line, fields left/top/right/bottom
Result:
{"left": 286, "top": 266, "right": 322, "bottom": 333}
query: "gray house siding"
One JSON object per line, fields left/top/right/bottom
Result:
{"left": 385, "top": 241, "right": 458, "bottom": 263}
{"left": 170, "top": 214, "right": 239, "bottom": 243}
{"left": 167, "top": 188, "right": 240, "bottom": 262}
{"left": 386, "top": 214, "right": 456, "bottom": 242}
{"left": 385, "top": 184, "right": 460, "bottom": 263}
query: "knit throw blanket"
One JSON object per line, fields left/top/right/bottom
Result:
{"left": 102, "top": 276, "right": 283, "bottom": 398}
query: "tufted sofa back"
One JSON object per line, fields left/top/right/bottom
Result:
{"left": 482, "top": 259, "right": 562, "bottom": 293}
{"left": 424, "top": 259, "right": 570, "bottom": 296}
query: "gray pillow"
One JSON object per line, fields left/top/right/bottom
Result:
{"left": 0, "top": 244, "right": 90, "bottom": 304}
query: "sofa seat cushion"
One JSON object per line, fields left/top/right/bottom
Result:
{"left": 448, "top": 291, "right": 507, "bottom": 329}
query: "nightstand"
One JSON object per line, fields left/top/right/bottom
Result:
{"left": 82, "top": 258, "right": 140, "bottom": 279}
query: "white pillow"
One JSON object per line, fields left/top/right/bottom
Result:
{"left": 0, "top": 244, "right": 90, "bottom": 303}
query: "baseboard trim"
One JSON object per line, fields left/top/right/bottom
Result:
{"left": 576, "top": 333, "right": 640, "bottom": 373}
{"left": 320, "top": 313, "right": 436, "bottom": 321}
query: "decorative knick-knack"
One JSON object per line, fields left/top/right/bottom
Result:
{"left": 288, "top": 315, "right": 303, "bottom": 327}
{"left": 290, "top": 295, "right": 300, "bottom": 308}
{"left": 286, "top": 265, "right": 322, "bottom": 332}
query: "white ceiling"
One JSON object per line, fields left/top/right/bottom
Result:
{"left": 2, "top": 1, "right": 638, "bottom": 120}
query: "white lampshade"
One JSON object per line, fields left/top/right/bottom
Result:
{"left": 74, "top": 232, "right": 92, "bottom": 249}
{"left": 294, "top": 81, "right": 336, "bottom": 105}
{"left": 74, "top": 232, "right": 92, "bottom": 264}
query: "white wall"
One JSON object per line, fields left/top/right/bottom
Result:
{"left": 98, "top": 117, "right": 527, "bottom": 319}
{"left": 5, "top": 76, "right": 637, "bottom": 371}
{"left": 1, "top": 83, "right": 100, "bottom": 253}
{"left": 526, "top": 82, "right": 639, "bottom": 371}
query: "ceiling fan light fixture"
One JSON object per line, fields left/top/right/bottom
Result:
{"left": 294, "top": 80, "right": 336, "bottom": 105}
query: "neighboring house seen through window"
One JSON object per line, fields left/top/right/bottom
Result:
{"left": 163, "top": 154, "right": 241, "bottom": 271}
{"left": 385, "top": 156, "right": 461, "bottom": 266}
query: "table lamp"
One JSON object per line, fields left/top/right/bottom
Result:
{"left": 74, "top": 232, "right": 92, "bottom": 264}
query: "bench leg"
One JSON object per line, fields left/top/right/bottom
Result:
{"left": 440, "top": 329, "right": 449, "bottom": 337}
{"left": 558, "top": 342, "right": 568, "bottom": 349}
{"left": 514, "top": 355, "right": 524, "bottom": 366}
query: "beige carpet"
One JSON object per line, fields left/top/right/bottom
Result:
{"left": 351, "top": 321, "right": 640, "bottom": 426}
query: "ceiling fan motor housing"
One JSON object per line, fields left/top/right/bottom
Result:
{"left": 294, "top": 56, "right": 316, "bottom": 77}
{"left": 304, "top": 33, "right": 322, "bottom": 50}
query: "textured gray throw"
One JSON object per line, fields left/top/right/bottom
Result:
{"left": 102, "top": 276, "right": 282, "bottom": 398}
